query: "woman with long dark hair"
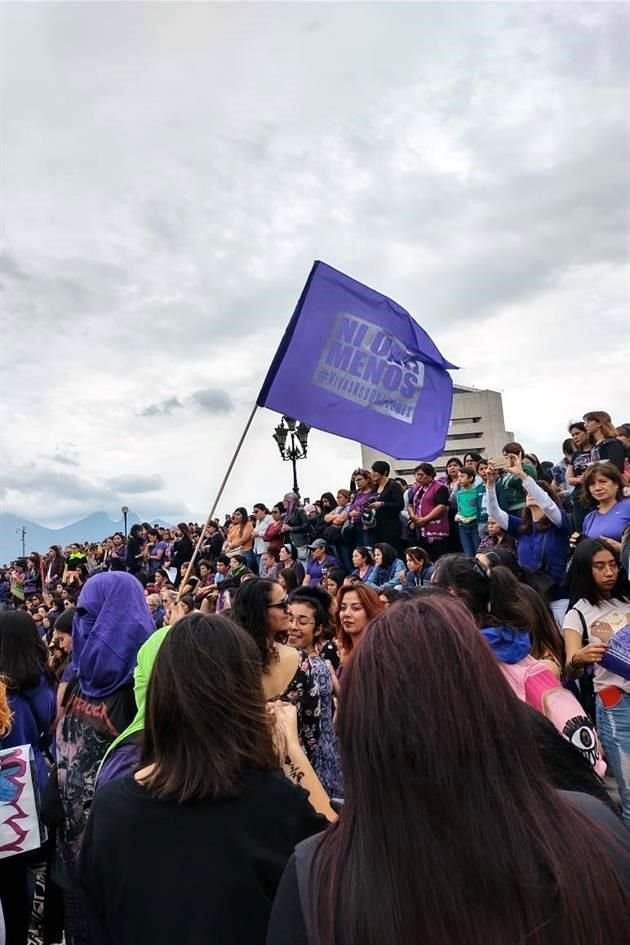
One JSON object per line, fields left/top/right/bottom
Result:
{"left": 0, "top": 611, "right": 56, "bottom": 945}
{"left": 564, "top": 539, "right": 630, "bottom": 825}
{"left": 125, "top": 524, "right": 146, "bottom": 576}
{"left": 432, "top": 555, "right": 604, "bottom": 775}
{"left": 584, "top": 410, "right": 626, "bottom": 472}
{"left": 171, "top": 523, "right": 194, "bottom": 584}
{"left": 278, "top": 543, "right": 306, "bottom": 585}
{"left": 231, "top": 579, "right": 321, "bottom": 760}
{"left": 369, "top": 542, "right": 406, "bottom": 591}
{"left": 45, "top": 545, "right": 66, "bottom": 589}
{"left": 0, "top": 610, "right": 56, "bottom": 793}
{"left": 566, "top": 422, "right": 592, "bottom": 531}
{"left": 225, "top": 507, "right": 256, "bottom": 571}
{"left": 24, "top": 552, "right": 42, "bottom": 597}
{"left": 268, "top": 595, "right": 630, "bottom": 945}
{"left": 79, "top": 614, "right": 328, "bottom": 945}
{"left": 400, "top": 546, "right": 434, "bottom": 588}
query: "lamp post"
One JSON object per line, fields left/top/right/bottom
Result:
{"left": 15, "top": 526, "right": 26, "bottom": 557}
{"left": 121, "top": 505, "right": 129, "bottom": 538}
{"left": 272, "top": 416, "right": 310, "bottom": 497}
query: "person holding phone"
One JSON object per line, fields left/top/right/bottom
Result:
{"left": 493, "top": 443, "right": 538, "bottom": 513}
{"left": 486, "top": 456, "right": 571, "bottom": 625}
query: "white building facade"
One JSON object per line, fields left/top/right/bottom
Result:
{"left": 361, "top": 386, "right": 514, "bottom": 480}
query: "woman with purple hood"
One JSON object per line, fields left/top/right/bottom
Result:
{"left": 53, "top": 571, "right": 154, "bottom": 945}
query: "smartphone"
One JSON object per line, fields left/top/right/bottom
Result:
{"left": 490, "top": 457, "right": 511, "bottom": 471}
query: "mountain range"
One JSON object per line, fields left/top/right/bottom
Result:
{"left": 0, "top": 511, "right": 172, "bottom": 565}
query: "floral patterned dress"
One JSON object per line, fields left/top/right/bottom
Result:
{"left": 276, "top": 649, "right": 321, "bottom": 761}
{"left": 309, "top": 656, "right": 343, "bottom": 798}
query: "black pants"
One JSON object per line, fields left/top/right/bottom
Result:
{"left": 0, "top": 853, "right": 31, "bottom": 945}
{"left": 417, "top": 537, "right": 450, "bottom": 563}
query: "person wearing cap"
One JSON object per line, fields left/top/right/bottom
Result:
{"left": 304, "top": 539, "right": 340, "bottom": 588}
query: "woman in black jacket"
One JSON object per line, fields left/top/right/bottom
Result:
{"left": 365, "top": 461, "right": 404, "bottom": 551}
{"left": 171, "top": 523, "right": 194, "bottom": 585}
{"left": 125, "top": 524, "right": 145, "bottom": 575}
{"left": 79, "top": 614, "right": 328, "bottom": 945}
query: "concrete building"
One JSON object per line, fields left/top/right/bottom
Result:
{"left": 361, "top": 386, "right": 514, "bottom": 480}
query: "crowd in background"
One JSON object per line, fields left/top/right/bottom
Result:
{"left": 1, "top": 409, "right": 630, "bottom": 944}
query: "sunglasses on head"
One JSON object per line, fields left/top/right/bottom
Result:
{"left": 267, "top": 596, "right": 289, "bottom": 612}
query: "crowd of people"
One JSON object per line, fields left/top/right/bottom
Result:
{"left": 1, "top": 409, "right": 630, "bottom": 944}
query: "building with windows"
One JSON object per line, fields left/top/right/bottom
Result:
{"left": 361, "top": 386, "right": 514, "bottom": 479}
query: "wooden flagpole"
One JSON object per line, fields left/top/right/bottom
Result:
{"left": 176, "top": 403, "right": 259, "bottom": 600}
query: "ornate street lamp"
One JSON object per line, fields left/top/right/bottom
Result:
{"left": 121, "top": 505, "right": 129, "bottom": 538}
{"left": 272, "top": 416, "right": 310, "bottom": 496}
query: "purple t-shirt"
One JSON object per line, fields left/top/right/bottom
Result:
{"left": 306, "top": 554, "right": 339, "bottom": 586}
{"left": 583, "top": 498, "right": 630, "bottom": 543}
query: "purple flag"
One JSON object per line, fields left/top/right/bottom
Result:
{"left": 257, "top": 261, "right": 457, "bottom": 460}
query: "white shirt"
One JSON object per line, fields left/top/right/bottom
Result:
{"left": 564, "top": 597, "right": 630, "bottom": 693}
{"left": 253, "top": 515, "right": 273, "bottom": 555}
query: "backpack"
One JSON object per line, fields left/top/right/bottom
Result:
{"left": 500, "top": 656, "right": 606, "bottom": 777}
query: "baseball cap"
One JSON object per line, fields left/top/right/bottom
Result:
{"left": 308, "top": 538, "right": 328, "bottom": 550}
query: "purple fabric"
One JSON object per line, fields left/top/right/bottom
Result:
{"left": 3, "top": 674, "right": 56, "bottom": 791}
{"left": 584, "top": 498, "right": 630, "bottom": 544}
{"left": 96, "top": 740, "right": 142, "bottom": 789}
{"left": 73, "top": 572, "right": 154, "bottom": 699}
{"left": 257, "top": 261, "right": 456, "bottom": 460}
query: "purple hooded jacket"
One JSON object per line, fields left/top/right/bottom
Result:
{"left": 72, "top": 572, "right": 155, "bottom": 698}
{"left": 3, "top": 676, "right": 56, "bottom": 791}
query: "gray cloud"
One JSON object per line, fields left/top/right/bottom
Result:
{"left": 0, "top": 2, "right": 627, "bottom": 526}
{"left": 105, "top": 474, "right": 164, "bottom": 494}
{"left": 50, "top": 453, "right": 80, "bottom": 467}
{"left": 191, "top": 388, "right": 234, "bottom": 414}
{"left": 140, "top": 396, "right": 183, "bottom": 417}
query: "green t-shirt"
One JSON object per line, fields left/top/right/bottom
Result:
{"left": 456, "top": 486, "right": 479, "bottom": 521}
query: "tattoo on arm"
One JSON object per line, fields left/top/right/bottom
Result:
{"left": 285, "top": 754, "right": 305, "bottom": 785}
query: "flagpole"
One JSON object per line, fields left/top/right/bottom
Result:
{"left": 176, "top": 402, "right": 259, "bottom": 601}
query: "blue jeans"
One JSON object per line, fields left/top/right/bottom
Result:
{"left": 458, "top": 523, "right": 480, "bottom": 557}
{"left": 597, "top": 692, "right": 630, "bottom": 827}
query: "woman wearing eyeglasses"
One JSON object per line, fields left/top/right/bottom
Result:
{"left": 346, "top": 468, "right": 376, "bottom": 546}
{"left": 232, "top": 578, "right": 321, "bottom": 761}
{"left": 564, "top": 539, "right": 630, "bottom": 825}
{"left": 288, "top": 586, "right": 343, "bottom": 798}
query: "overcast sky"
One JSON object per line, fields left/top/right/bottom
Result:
{"left": 1, "top": 1, "right": 629, "bottom": 527}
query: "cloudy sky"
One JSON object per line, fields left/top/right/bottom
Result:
{"left": 1, "top": 1, "right": 629, "bottom": 528}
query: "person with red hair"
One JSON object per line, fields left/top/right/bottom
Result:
{"left": 335, "top": 583, "right": 384, "bottom": 660}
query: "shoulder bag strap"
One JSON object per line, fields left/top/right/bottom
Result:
{"left": 569, "top": 607, "right": 589, "bottom": 646}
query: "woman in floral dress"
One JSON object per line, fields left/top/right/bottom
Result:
{"left": 231, "top": 578, "right": 321, "bottom": 761}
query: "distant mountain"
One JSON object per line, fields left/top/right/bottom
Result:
{"left": 0, "top": 511, "right": 172, "bottom": 565}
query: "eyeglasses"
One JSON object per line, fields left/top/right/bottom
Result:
{"left": 267, "top": 596, "right": 289, "bottom": 612}
{"left": 593, "top": 561, "right": 619, "bottom": 572}
{"left": 288, "top": 614, "right": 315, "bottom": 627}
